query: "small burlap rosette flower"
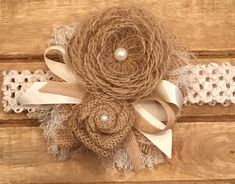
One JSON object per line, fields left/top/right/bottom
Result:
{"left": 17, "top": 6, "right": 186, "bottom": 173}
{"left": 70, "top": 98, "right": 135, "bottom": 158}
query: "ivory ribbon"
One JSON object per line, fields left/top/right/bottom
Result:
{"left": 18, "top": 46, "right": 183, "bottom": 164}
{"left": 44, "top": 46, "right": 80, "bottom": 83}
{"left": 18, "top": 82, "right": 83, "bottom": 104}
{"left": 124, "top": 131, "right": 144, "bottom": 171}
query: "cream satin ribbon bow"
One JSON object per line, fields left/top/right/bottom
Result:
{"left": 18, "top": 46, "right": 183, "bottom": 159}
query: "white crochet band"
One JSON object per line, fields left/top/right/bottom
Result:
{"left": 2, "top": 62, "right": 235, "bottom": 113}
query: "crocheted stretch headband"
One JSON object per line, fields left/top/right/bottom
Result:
{"left": 2, "top": 7, "right": 235, "bottom": 174}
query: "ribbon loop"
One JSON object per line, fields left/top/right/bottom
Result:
{"left": 133, "top": 80, "right": 183, "bottom": 133}
{"left": 133, "top": 97, "right": 175, "bottom": 134}
{"left": 44, "top": 46, "right": 80, "bottom": 83}
{"left": 151, "top": 80, "right": 183, "bottom": 112}
{"left": 132, "top": 80, "right": 183, "bottom": 158}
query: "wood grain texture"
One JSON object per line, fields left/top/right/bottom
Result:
{"left": 0, "top": 122, "right": 234, "bottom": 183}
{"left": 0, "top": 0, "right": 235, "bottom": 56}
{"left": 1, "top": 1, "right": 235, "bottom": 183}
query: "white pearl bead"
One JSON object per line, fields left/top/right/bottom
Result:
{"left": 100, "top": 114, "right": 109, "bottom": 123}
{"left": 114, "top": 48, "right": 128, "bottom": 61}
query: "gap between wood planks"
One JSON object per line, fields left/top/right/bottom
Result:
{"left": 1, "top": 114, "right": 235, "bottom": 127}
{"left": 76, "top": 180, "right": 235, "bottom": 184}
{"left": 0, "top": 50, "right": 235, "bottom": 61}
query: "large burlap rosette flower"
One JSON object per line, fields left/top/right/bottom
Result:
{"left": 66, "top": 7, "right": 173, "bottom": 102}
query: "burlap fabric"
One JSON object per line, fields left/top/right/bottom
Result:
{"left": 70, "top": 97, "right": 134, "bottom": 157}
{"left": 66, "top": 7, "right": 175, "bottom": 102}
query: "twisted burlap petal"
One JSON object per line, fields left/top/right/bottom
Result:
{"left": 66, "top": 7, "right": 174, "bottom": 102}
{"left": 70, "top": 98, "right": 135, "bottom": 158}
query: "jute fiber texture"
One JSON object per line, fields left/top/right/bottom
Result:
{"left": 70, "top": 97, "right": 134, "bottom": 158}
{"left": 66, "top": 7, "right": 175, "bottom": 103}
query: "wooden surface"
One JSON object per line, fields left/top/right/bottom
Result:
{"left": 0, "top": 122, "right": 234, "bottom": 183}
{"left": 0, "top": 0, "right": 235, "bottom": 183}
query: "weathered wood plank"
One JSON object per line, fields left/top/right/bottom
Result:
{"left": 1, "top": 59, "right": 235, "bottom": 123}
{"left": 0, "top": 0, "right": 235, "bottom": 56}
{"left": 0, "top": 122, "right": 234, "bottom": 183}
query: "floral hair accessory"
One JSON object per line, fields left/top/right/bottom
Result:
{"left": 2, "top": 6, "right": 197, "bottom": 174}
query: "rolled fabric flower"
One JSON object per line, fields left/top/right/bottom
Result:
{"left": 66, "top": 7, "right": 174, "bottom": 102}
{"left": 70, "top": 98, "right": 135, "bottom": 157}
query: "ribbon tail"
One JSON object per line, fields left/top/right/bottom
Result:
{"left": 133, "top": 100, "right": 174, "bottom": 158}
{"left": 124, "top": 131, "right": 144, "bottom": 171}
{"left": 18, "top": 82, "right": 82, "bottom": 105}
{"left": 39, "top": 81, "right": 86, "bottom": 99}
{"left": 141, "top": 129, "right": 172, "bottom": 159}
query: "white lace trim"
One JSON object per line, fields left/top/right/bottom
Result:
{"left": 27, "top": 105, "right": 72, "bottom": 160}
{"left": 101, "top": 148, "right": 164, "bottom": 176}
{"left": 48, "top": 25, "right": 75, "bottom": 47}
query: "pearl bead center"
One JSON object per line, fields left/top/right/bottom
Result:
{"left": 114, "top": 48, "right": 128, "bottom": 61}
{"left": 100, "top": 114, "right": 109, "bottom": 123}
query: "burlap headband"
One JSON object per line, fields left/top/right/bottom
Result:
{"left": 2, "top": 6, "right": 234, "bottom": 174}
